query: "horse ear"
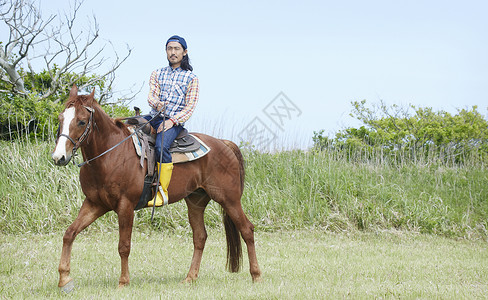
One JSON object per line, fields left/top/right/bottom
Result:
{"left": 69, "top": 84, "right": 78, "bottom": 98}
{"left": 88, "top": 88, "right": 98, "bottom": 105}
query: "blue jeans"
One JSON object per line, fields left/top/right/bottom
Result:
{"left": 145, "top": 115, "right": 183, "bottom": 163}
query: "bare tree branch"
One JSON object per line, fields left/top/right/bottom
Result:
{"left": 1, "top": 0, "right": 54, "bottom": 93}
{"left": 0, "top": 0, "right": 135, "bottom": 103}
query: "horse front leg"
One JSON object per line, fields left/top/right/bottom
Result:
{"left": 59, "top": 199, "right": 108, "bottom": 292}
{"left": 116, "top": 200, "right": 135, "bottom": 288}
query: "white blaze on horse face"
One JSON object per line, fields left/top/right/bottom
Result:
{"left": 52, "top": 107, "right": 76, "bottom": 162}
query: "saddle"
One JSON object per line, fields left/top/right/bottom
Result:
{"left": 125, "top": 109, "right": 210, "bottom": 210}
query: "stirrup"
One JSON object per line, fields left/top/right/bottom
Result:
{"left": 134, "top": 174, "right": 155, "bottom": 210}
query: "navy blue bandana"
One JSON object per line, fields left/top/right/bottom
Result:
{"left": 166, "top": 35, "right": 187, "bottom": 50}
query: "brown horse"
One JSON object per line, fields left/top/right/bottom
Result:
{"left": 52, "top": 85, "right": 261, "bottom": 290}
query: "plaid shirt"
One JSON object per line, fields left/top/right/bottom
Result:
{"left": 147, "top": 66, "right": 199, "bottom": 125}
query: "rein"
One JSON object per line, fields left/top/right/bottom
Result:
{"left": 60, "top": 105, "right": 158, "bottom": 168}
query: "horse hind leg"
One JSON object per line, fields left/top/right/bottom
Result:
{"left": 183, "top": 190, "right": 211, "bottom": 283}
{"left": 58, "top": 199, "right": 108, "bottom": 292}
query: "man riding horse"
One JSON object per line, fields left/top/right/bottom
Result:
{"left": 52, "top": 35, "right": 261, "bottom": 289}
{"left": 145, "top": 35, "right": 199, "bottom": 207}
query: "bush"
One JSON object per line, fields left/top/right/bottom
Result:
{"left": 0, "top": 70, "right": 133, "bottom": 141}
{"left": 314, "top": 100, "right": 488, "bottom": 165}
{"left": 0, "top": 93, "right": 63, "bottom": 140}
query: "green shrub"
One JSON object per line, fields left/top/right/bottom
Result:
{"left": 0, "top": 69, "right": 133, "bottom": 141}
{"left": 314, "top": 101, "right": 488, "bottom": 165}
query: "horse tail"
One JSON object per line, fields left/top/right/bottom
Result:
{"left": 222, "top": 210, "right": 242, "bottom": 272}
{"left": 221, "top": 139, "right": 245, "bottom": 272}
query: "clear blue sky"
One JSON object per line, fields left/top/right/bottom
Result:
{"left": 35, "top": 1, "right": 488, "bottom": 149}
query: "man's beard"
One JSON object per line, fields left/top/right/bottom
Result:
{"left": 168, "top": 56, "right": 180, "bottom": 67}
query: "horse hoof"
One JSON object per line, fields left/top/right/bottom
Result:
{"left": 180, "top": 277, "right": 195, "bottom": 284}
{"left": 60, "top": 280, "right": 75, "bottom": 293}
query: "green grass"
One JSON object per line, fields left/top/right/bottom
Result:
{"left": 1, "top": 140, "right": 487, "bottom": 239}
{"left": 0, "top": 229, "right": 487, "bottom": 299}
{"left": 243, "top": 149, "right": 488, "bottom": 239}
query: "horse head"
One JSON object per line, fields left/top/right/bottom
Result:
{"left": 52, "top": 85, "right": 96, "bottom": 166}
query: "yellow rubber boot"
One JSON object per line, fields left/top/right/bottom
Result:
{"left": 147, "top": 162, "right": 173, "bottom": 207}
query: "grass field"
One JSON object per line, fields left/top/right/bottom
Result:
{"left": 0, "top": 228, "right": 487, "bottom": 299}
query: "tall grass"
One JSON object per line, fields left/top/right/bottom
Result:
{"left": 0, "top": 139, "right": 197, "bottom": 234}
{"left": 0, "top": 140, "right": 486, "bottom": 239}
{"left": 243, "top": 149, "right": 487, "bottom": 239}
{"left": 0, "top": 140, "right": 84, "bottom": 233}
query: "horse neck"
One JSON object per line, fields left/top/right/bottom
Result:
{"left": 80, "top": 107, "right": 126, "bottom": 163}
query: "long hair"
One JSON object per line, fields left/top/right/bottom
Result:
{"left": 181, "top": 54, "right": 193, "bottom": 71}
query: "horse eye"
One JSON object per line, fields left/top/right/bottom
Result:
{"left": 78, "top": 120, "right": 86, "bottom": 126}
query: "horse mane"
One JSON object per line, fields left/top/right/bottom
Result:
{"left": 65, "top": 94, "right": 130, "bottom": 136}
{"left": 114, "top": 118, "right": 131, "bottom": 135}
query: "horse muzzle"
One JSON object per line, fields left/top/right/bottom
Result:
{"left": 52, "top": 152, "right": 72, "bottom": 166}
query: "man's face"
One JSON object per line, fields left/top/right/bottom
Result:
{"left": 166, "top": 41, "right": 187, "bottom": 67}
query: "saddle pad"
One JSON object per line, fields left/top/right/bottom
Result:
{"left": 129, "top": 127, "right": 211, "bottom": 164}
{"left": 128, "top": 126, "right": 147, "bottom": 158}
{"left": 170, "top": 135, "right": 211, "bottom": 163}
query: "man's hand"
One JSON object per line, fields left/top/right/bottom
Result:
{"left": 156, "top": 101, "right": 165, "bottom": 112}
{"left": 157, "top": 119, "right": 174, "bottom": 133}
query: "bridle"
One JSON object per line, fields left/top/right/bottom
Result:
{"left": 57, "top": 105, "right": 95, "bottom": 163}
{"left": 56, "top": 104, "right": 162, "bottom": 168}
